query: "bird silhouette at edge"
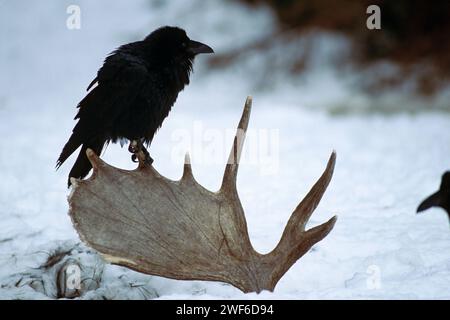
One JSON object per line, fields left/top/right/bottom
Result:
{"left": 417, "top": 171, "right": 450, "bottom": 222}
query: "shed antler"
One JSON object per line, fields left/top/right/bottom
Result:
{"left": 68, "top": 97, "right": 337, "bottom": 293}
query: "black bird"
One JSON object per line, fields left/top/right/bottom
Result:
{"left": 417, "top": 171, "right": 450, "bottom": 221}
{"left": 56, "top": 26, "right": 213, "bottom": 187}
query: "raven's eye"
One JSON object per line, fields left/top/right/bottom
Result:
{"left": 181, "top": 42, "right": 187, "bottom": 48}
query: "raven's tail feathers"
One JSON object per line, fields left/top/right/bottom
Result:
{"left": 56, "top": 132, "right": 83, "bottom": 170}
{"left": 67, "top": 138, "right": 105, "bottom": 187}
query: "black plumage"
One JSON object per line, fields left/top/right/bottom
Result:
{"left": 417, "top": 171, "right": 450, "bottom": 221}
{"left": 56, "top": 26, "right": 213, "bottom": 186}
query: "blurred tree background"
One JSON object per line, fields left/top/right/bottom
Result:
{"left": 213, "top": 0, "right": 450, "bottom": 95}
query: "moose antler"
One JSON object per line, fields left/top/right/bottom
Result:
{"left": 68, "top": 97, "right": 337, "bottom": 293}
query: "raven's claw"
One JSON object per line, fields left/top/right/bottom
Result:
{"left": 129, "top": 140, "right": 153, "bottom": 166}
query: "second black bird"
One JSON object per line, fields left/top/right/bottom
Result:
{"left": 57, "top": 26, "right": 213, "bottom": 186}
{"left": 417, "top": 171, "right": 450, "bottom": 222}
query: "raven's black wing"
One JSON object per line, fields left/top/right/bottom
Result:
{"left": 57, "top": 49, "right": 150, "bottom": 168}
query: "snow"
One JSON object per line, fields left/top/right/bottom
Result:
{"left": 0, "top": 0, "right": 449, "bottom": 299}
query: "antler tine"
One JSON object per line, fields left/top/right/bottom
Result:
{"left": 67, "top": 149, "right": 104, "bottom": 188}
{"left": 266, "top": 214, "right": 337, "bottom": 287}
{"left": 264, "top": 152, "right": 337, "bottom": 284}
{"left": 182, "top": 152, "right": 194, "bottom": 180}
{"left": 69, "top": 177, "right": 80, "bottom": 187}
{"left": 304, "top": 215, "right": 337, "bottom": 242}
{"left": 221, "top": 96, "right": 252, "bottom": 192}
{"left": 287, "top": 151, "right": 336, "bottom": 233}
{"left": 85, "top": 148, "right": 104, "bottom": 171}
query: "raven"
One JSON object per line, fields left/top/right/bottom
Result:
{"left": 57, "top": 26, "right": 213, "bottom": 187}
{"left": 417, "top": 171, "right": 450, "bottom": 221}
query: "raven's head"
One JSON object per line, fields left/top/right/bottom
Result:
{"left": 440, "top": 171, "right": 450, "bottom": 193}
{"left": 144, "top": 26, "right": 214, "bottom": 62}
{"left": 417, "top": 171, "right": 450, "bottom": 218}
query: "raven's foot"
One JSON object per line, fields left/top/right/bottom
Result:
{"left": 129, "top": 140, "right": 153, "bottom": 167}
{"left": 131, "top": 152, "right": 153, "bottom": 166}
{"left": 128, "top": 140, "right": 140, "bottom": 154}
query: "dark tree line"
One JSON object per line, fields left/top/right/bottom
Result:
{"left": 237, "top": 0, "right": 450, "bottom": 94}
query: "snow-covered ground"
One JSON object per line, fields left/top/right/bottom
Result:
{"left": 0, "top": 0, "right": 449, "bottom": 299}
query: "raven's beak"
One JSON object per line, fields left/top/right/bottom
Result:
{"left": 417, "top": 191, "right": 442, "bottom": 213}
{"left": 188, "top": 40, "right": 214, "bottom": 55}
